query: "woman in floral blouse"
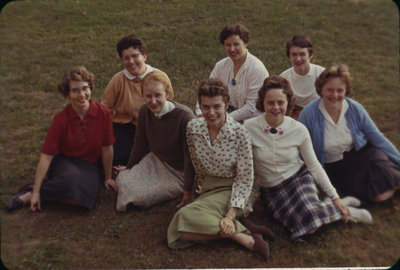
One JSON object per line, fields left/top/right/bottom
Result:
{"left": 167, "top": 78, "right": 270, "bottom": 260}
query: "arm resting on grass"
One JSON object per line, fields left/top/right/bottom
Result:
{"left": 31, "top": 153, "right": 53, "bottom": 212}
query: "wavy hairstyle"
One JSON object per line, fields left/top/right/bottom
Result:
{"left": 58, "top": 66, "right": 94, "bottom": 97}
{"left": 256, "top": 75, "right": 295, "bottom": 115}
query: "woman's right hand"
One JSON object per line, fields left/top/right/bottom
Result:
{"left": 30, "top": 192, "right": 41, "bottom": 212}
{"left": 112, "top": 165, "right": 127, "bottom": 178}
{"left": 176, "top": 191, "right": 194, "bottom": 208}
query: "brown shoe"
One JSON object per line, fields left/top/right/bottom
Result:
{"left": 252, "top": 233, "right": 270, "bottom": 260}
{"left": 241, "top": 217, "right": 275, "bottom": 240}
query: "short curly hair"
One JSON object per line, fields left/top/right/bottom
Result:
{"left": 315, "top": 63, "right": 353, "bottom": 97}
{"left": 256, "top": 76, "right": 295, "bottom": 115}
{"left": 286, "top": 34, "right": 314, "bottom": 58}
{"left": 198, "top": 78, "right": 230, "bottom": 106}
{"left": 116, "top": 34, "right": 148, "bottom": 58}
{"left": 219, "top": 24, "right": 250, "bottom": 45}
{"left": 58, "top": 66, "right": 94, "bottom": 97}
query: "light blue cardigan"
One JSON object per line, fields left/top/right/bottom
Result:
{"left": 298, "top": 97, "right": 400, "bottom": 166}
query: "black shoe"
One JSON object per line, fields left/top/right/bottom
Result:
{"left": 6, "top": 188, "right": 32, "bottom": 212}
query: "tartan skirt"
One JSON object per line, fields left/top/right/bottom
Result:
{"left": 324, "top": 143, "right": 400, "bottom": 205}
{"left": 167, "top": 175, "right": 257, "bottom": 249}
{"left": 260, "top": 166, "right": 343, "bottom": 239}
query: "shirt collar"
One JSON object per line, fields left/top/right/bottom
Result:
{"left": 154, "top": 100, "right": 175, "bottom": 119}
{"left": 194, "top": 113, "right": 236, "bottom": 139}
{"left": 123, "top": 64, "right": 153, "bottom": 80}
{"left": 258, "top": 114, "right": 287, "bottom": 136}
{"left": 318, "top": 98, "right": 349, "bottom": 126}
{"left": 66, "top": 100, "right": 98, "bottom": 120}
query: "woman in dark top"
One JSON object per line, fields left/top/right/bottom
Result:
{"left": 115, "top": 71, "right": 195, "bottom": 210}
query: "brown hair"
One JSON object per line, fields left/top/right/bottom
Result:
{"left": 142, "top": 71, "right": 174, "bottom": 99}
{"left": 117, "top": 34, "right": 148, "bottom": 58}
{"left": 198, "top": 78, "right": 230, "bottom": 106}
{"left": 58, "top": 66, "right": 94, "bottom": 97}
{"left": 256, "top": 75, "right": 295, "bottom": 115}
{"left": 219, "top": 24, "right": 250, "bottom": 45}
{"left": 315, "top": 63, "right": 353, "bottom": 97}
{"left": 286, "top": 34, "right": 314, "bottom": 57}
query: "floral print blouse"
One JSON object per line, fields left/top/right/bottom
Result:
{"left": 186, "top": 115, "right": 254, "bottom": 209}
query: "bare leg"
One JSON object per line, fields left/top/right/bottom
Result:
{"left": 19, "top": 192, "right": 32, "bottom": 205}
{"left": 372, "top": 189, "right": 396, "bottom": 202}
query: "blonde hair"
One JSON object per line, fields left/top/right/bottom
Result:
{"left": 142, "top": 71, "right": 174, "bottom": 99}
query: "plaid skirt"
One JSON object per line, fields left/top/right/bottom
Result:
{"left": 260, "top": 166, "right": 343, "bottom": 239}
{"left": 324, "top": 143, "right": 400, "bottom": 205}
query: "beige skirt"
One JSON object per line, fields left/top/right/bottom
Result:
{"left": 116, "top": 152, "right": 184, "bottom": 211}
{"left": 167, "top": 175, "right": 257, "bottom": 249}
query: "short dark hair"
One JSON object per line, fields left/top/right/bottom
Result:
{"left": 256, "top": 75, "right": 295, "bottom": 115}
{"left": 315, "top": 63, "right": 353, "bottom": 97}
{"left": 58, "top": 66, "right": 94, "bottom": 97}
{"left": 219, "top": 24, "right": 250, "bottom": 45}
{"left": 286, "top": 34, "right": 314, "bottom": 57}
{"left": 116, "top": 34, "right": 148, "bottom": 58}
{"left": 198, "top": 78, "right": 230, "bottom": 106}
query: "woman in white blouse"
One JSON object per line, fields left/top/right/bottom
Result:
{"left": 168, "top": 78, "right": 271, "bottom": 260}
{"left": 299, "top": 64, "right": 400, "bottom": 205}
{"left": 195, "top": 24, "right": 269, "bottom": 123}
{"left": 244, "top": 75, "right": 373, "bottom": 241}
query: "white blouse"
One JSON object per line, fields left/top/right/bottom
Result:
{"left": 244, "top": 115, "right": 339, "bottom": 199}
{"left": 195, "top": 51, "right": 269, "bottom": 122}
{"left": 186, "top": 115, "right": 254, "bottom": 209}
{"left": 318, "top": 99, "right": 353, "bottom": 163}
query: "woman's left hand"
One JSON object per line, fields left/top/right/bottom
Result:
{"left": 219, "top": 217, "right": 235, "bottom": 237}
{"left": 105, "top": 178, "right": 118, "bottom": 191}
{"left": 333, "top": 198, "right": 350, "bottom": 216}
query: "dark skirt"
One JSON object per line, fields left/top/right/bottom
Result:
{"left": 40, "top": 154, "right": 101, "bottom": 210}
{"left": 324, "top": 143, "right": 400, "bottom": 205}
{"left": 112, "top": 122, "right": 136, "bottom": 166}
{"left": 260, "top": 166, "right": 342, "bottom": 239}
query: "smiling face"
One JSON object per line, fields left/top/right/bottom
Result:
{"left": 122, "top": 47, "right": 147, "bottom": 76}
{"left": 67, "top": 80, "right": 91, "bottom": 111}
{"left": 200, "top": 95, "right": 227, "bottom": 130}
{"left": 223, "top": 35, "right": 248, "bottom": 63}
{"left": 289, "top": 46, "right": 312, "bottom": 76}
{"left": 263, "top": 88, "right": 288, "bottom": 127}
{"left": 143, "top": 81, "right": 167, "bottom": 114}
{"left": 320, "top": 77, "right": 346, "bottom": 112}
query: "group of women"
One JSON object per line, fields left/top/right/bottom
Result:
{"left": 6, "top": 24, "right": 400, "bottom": 260}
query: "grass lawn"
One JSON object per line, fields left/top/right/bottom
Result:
{"left": 1, "top": 0, "right": 399, "bottom": 269}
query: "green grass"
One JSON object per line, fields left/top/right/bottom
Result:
{"left": 1, "top": 0, "right": 399, "bottom": 269}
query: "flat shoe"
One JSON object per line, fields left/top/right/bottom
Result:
{"left": 252, "top": 233, "right": 270, "bottom": 260}
{"left": 241, "top": 217, "right": 276, "bottom": 240}
{"left": 6, "top": 189, "right": 32, "bottom": 212}
{"left": 6, "top": 194, "right": 24, "bottom": 212}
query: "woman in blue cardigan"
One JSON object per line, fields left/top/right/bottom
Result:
{"left": 298, "top": 64, "right": 400, "bottom": 205}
